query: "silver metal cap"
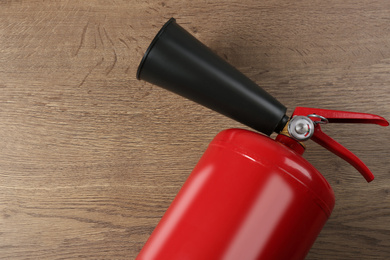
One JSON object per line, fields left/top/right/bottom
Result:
{"left": 288, "top": 116, "right": 315, "bottom": 141}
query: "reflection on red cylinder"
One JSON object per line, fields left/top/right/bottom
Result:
{"left": 137, "top": 129, "right": 335, "bottom": 260}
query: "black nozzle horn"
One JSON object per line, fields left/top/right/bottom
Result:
{"left": 137, "top": 18, "right": 288, "bottom": 135}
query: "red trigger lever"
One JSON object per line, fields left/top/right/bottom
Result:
{"left": 290, "top": 107, "right": 389, "bottom": 182}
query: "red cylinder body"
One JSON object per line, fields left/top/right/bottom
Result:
{"left": 137, "top": 129, "right": 335, "bottom": 260}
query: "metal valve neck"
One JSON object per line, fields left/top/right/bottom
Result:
{"left": 275, "top": 121, "right": 306, "bottom": 155}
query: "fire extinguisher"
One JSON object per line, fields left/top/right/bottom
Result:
{"left": 135, "top": 18, "right": 388, "bottom": 260}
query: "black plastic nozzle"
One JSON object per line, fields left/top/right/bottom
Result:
{"left": 137, "top": 18, "right": 288, "bottom": 135}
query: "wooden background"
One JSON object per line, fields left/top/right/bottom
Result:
{"left": 1, "top": 0, "right": 390, "bottom": 259}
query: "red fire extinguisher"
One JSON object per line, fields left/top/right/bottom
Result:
{"left": 135, "top": 18, "right": 389, "bottom": 260}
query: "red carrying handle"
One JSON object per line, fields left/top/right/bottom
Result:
{"left": 292, "top": 107, "right": 389, "bottom": 182}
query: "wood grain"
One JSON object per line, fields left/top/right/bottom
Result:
{"left": 1, "top": 0, "right": 389, "bottom": 259}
